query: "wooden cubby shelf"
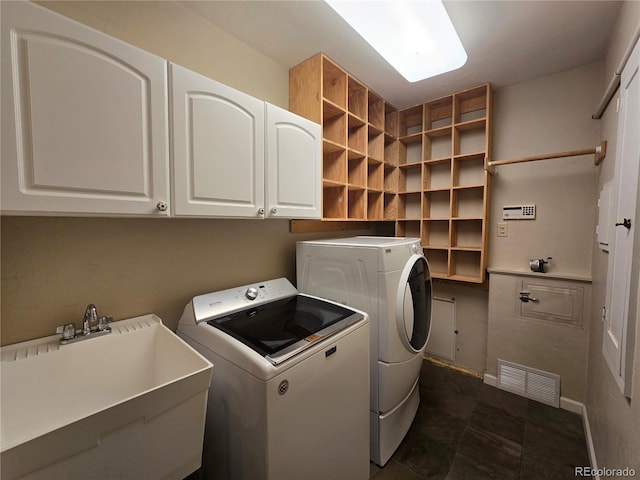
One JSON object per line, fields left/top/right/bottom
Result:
{"left": 290, "top": 53, "right": 492, "bottom": 283}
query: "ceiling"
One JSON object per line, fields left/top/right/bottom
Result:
{"left": 180, "top": 0, "right": 622, "bottom": 109}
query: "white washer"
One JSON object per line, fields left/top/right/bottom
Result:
{"left": 177, "top": 278, "right": 370, "bottom": 480}
{"left": 296, "top": 236, "right": 432, "bottom": 466}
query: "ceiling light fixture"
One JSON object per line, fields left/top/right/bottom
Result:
{"left": 325, "top": 0, "right": 467, "bottom": 83}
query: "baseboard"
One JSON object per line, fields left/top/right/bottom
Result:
{"left": 559, "top": 396, "right": 583, "bottom": 414}
{"left": 580, "top": 403, "right": 599, "bottom": 480}
{"left": 483, "top": 373, "right": 497, "bottom": 387}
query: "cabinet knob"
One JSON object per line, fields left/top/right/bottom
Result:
{"left": 258, "top": 208, "right": 265, "bottom": 216}
{"left": 271, "top": 207, "right": 278, "bottom": 215}
{"left": 156, "top": 201, "right": 168, "bottom": 212}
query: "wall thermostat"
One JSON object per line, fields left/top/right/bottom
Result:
{"left": 502, "top": 204, "right": 536, "bottom": 220}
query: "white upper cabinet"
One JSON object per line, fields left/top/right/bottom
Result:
{"left": 1, "top": 1, "right": 170, "bottom": 216}
{"left": 171, "top": 65, "right": 321, "bottom": 219}
{"left": 265, "top": 104, "right": 321, "bottom": 219}
{"left": 171, "top": 64, "right": 265, "bottom": 218}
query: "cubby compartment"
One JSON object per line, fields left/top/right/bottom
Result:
{"left": 396, "top": 219, "right": 420, "bottom": 238}
{"left": 453, "top": 153, "right": 485, "bottom": 187}
{"left": 455, "top": 85, "right": 488, "bottom": 124}
{"left": 368, "top": 92, "right": 385, "bottom": 130}
{"left": 348, "top": 156, "right": 367, "bottom": 187}
{"left": 453, "top": 187, "right": 484, "bottom": 218}
{"left": 424, "top": 160, "right": 451, "bottom": 191}
{"left": 422, "top": 220, "right": 450, "bottom": 247}
{"left": 399, "top": 105, "right": 423, "bottom": 137}
{"left": 384, "top": 139, "right": 400, "bottom": 167}
{"left": 425, "top": 129, "right": 452, "bottom": 161}
{"left": 398, "top": 193, "right": 421, "bottom": 219}
{"left": 425, "top": 97, "right": 453, "bottom": 130}
{"left": 423, "top": 190, "right": 450, "bottom": 219}
{"left": 450, "top": 250, "right": 482, "bottom": 281}
{"left": 385, "top": 105, "right": 398, "bottom": 138}
{"left": 348, "top": 118, "right": 367, "bottom": 156}
{"left": 322, "top": 57, "right": 347, "bottom": 109}
{"left": 367, "top": 191, "right": 383, "bottom": 220}
{"left": 348, "top": 77, "right": 367, "bottom": 121}
{"left": 368, "top": 159, "right": 384, "bottom": 191}
{"left": 368, "top": 131, "right": 384, "bottom": 161}
{"left": 424, "top": 249, "right": 449, "bottom": 277}
{"left": 323, "top": 102, "right": 347, "bottom": 146}
{"left": 323, "top": 185, "right": 346, "bottom": 219}
{"left": 322, "top": 147, "right": 346, "bottom": 183}
{"left": 454, "top": 121, "right": 486, "bottom": 155}
{"left": 384, "top": 164, "right": 398, "bottom": 194}
{"left": 384, "top": 192, "right": 398, "bottom": 220}
{"left": 452, "top": 219, "right": 483, "bottom": 248}
{"left": 399, "top": 137, "right": 422, "bottom": 165}
{"left": 347, "top": 187, "right": 366, "bottom": 219}
{"left": 398, "top": 164, "right": 422, "bottom": 192}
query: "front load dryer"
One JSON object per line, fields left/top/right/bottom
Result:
{"left": 296, "top": 236, "right": 432, "bottom": 466}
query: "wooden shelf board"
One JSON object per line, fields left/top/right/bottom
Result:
{"left": 425, "top": 126, "right": 453, "bottom": 138}
{"left": 323, "top": 139, "right": 346, "bottom": 153}
{"left": 455, "top": 118, "right": 486, "bottom": 131}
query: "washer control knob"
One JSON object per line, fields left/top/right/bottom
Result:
{"left": 245, "top": 287, "right": 259, "bottom": 300}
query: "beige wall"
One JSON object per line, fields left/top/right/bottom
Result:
{"left": 585, "top": 0, "right": 640, "bottom": 474}
{"left": 489, "top": 62, "right": 602, "bottom": 276}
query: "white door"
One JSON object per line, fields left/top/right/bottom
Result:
{"left": 171, "top": 64, "right": 265, "bottom": 218}
{"left": 1, "top": 1, "right": 170, "bottom": 216}
{"left": 603, "top": 38, "right": 640, "bottom": 396}
{"left": 265, "top": 103, "right": 321, "bottom": 219}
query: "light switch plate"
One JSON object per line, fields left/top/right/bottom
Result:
{"left": 497, "top": 223, "right": 508, "bottom": 237}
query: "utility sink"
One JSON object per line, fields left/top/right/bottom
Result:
{"left": 0, "top": 314, "right": 213, "bottom": 480}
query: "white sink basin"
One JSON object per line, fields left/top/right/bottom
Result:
{"left": 1, "top": 314, "right": 213, "bottom": 480}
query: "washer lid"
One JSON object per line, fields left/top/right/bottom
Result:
{"left": 207, "top": 294, "right": 363, "bottom": 365}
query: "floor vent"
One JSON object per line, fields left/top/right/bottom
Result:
{"left": 496, "top": 360, "right": 560, "bottom": 407}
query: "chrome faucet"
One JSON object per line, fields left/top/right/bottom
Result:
{"left": 56, "top": 304, "right": 112, "bottom": 345}
{"left": 83, "top": 304, "right": 98, "bottom": 335}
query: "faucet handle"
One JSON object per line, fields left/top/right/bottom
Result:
{"left": 97, "top": 316, "right": 113, "bottom": 332}
{"left": 56, "top": 323, "right": 76, "bottom": 341}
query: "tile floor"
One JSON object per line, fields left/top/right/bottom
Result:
{"left": 370, "top": 360, "right": 591, "bottom": 480}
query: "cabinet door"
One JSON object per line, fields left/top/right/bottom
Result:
{"left": 1, "top": 1, "right": 170, "bottom": 216}
{"left": 265, "top": 103, "right": 321, "bottom": 219}
{"left": 171, "top": 64, "right": 265, "bottom": 218}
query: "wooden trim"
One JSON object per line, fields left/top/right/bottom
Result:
{"left": 289, "top": 219, "right": 375, "bottom": 233}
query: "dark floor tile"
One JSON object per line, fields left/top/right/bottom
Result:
{"left": 370, "top": 458, "right": 424, "bottom": 480}
{"left": 477, "top": 383, "right": 529, "bottom": 419}
{"left": 412, "top": 407, "right": 468, "bottom": 451}
{"left": 456, "top": 425, "right": 522, "bottom": 480}
{"left": 526, "top": 400, "right": 586, "bottom": 443}
{"left": 520, "top": 445, "right": 587, "bottom": 480}
{"left": 420, "top": 370, "right": 482, "bottom": 421}
{"left": 468, "top": 401, "right": 526, "bottom": 445}
{"left": 394, "top": 429, "right": 456, "bottom": 480}
{"left": 523, "top": 420, "right": 590, "bottom": 469}
{"left": 446, "top": 453, "right": 497, "bottom": 480}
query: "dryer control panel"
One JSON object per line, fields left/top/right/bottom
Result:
{"left": 192, "top": 277, "right": 298, "bottom": 324}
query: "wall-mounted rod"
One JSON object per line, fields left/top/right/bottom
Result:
{"left": 593, "top": 23, "right": 640, "bottom": 119}
{"left": 486, "top": 141, "right": 607, "bottom": 174}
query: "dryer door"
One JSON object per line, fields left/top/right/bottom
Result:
{"left": 395, "top": 255, "right": 432, "bottom": 353}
